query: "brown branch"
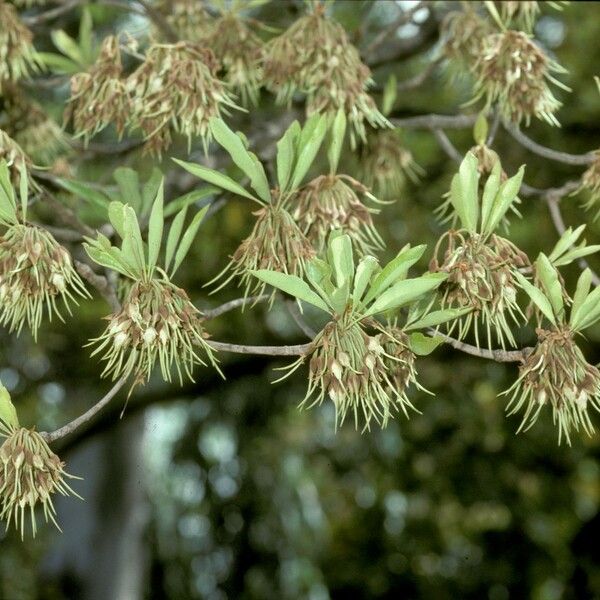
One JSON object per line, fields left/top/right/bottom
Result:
{"left": 201, "top": 295, "right": 269, "bottom": 320}
{"left": 505, "top": 124, "right": 597, "bottom": 166}
{"left": 391, "top": 113, "right": 477, "bottom": 129}
{"left": 22, "top": 0, "right": 81, "bottom": 26}
{"left": 40, "top": 375, "right": 128, "bottom": 444}
{"left": 431, "top": 330, "right": 530, "bottom": 363}
{"left": 208, "top": 341, "right": 312, "bottom": 356}
{"left": 137, "top": 0, "right": 177, "bottom": 42}
{"left": 75, "top": 260, "right": 121, "bottom": 312}
{"left": 286, "top": 300, "right": 317, "bottom": 339}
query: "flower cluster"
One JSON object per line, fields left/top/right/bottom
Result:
{"left": 0, "top": 2, "right": 40, "bottom": 90}
{"left": 293, "top": 174, "right": 383, "bottom": 255}
{"left": 0, "top": 129, "right": 30, "bottom": 183}
{"left": 209, "top": 13, "right": 264, "bottom": 106}
{"left": 472, "top": 30, "right": 568, "bottom": 126}
{"left": 441, "top": 8, "right": 492, "bottom": 73}
{"left": 3, "top": 85, "right": 69, "bottom": 165}
{"left": 127, "top": 42, "right": 239, "bottom": 155}
{"left": 0, "top": 225, "right": 89, "bottom": 339}
{"left": 64, "top": 36, "right": 129, "bottom": 144}
{"left": 497, "top": 1, "right": 541, "bottom": 32}
{"left": 212, "top": 203, "right": 315, "bottom": 300}
{"left": 299, "top": 314, "right": 418, "bottom": 430}
{"left": 156, "top": 0, "right": 212, "bottom": 42}
{"left": 263, "top": 5, "right": 388, "bottom": 145}
{"left": 575, "top": 152, "right": 600, "bottom": 218}
{"left": 357, "top": 129, "right": 424, "bottom": 200}
{"left": 505, "top": 328, "right": 600, "bottom": 444}
{"left": 432, "top": 232, "right": 528, "bottom": 348}
{"left": 0, "top": 422, "right": 80, "bottom": 538}
{"left": 89, "top": 279, "right": 219, "bottom": 385}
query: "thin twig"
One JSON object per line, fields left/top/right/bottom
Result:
{"left": 505, "top": 124, "right": 597, "bottom": 166}
{"left": 286, "top": 301, "right": 317, "bottom": 339}
{"left": 391, "top": 114, "right": 477, "bottom": 129}
{"left": 396, "top": 56, "right": 442, "bottom": 92}
{"left": 430, "top": 330, "right": 530, "bottom": 362}
{"left": 137, "top": 0, "right": 178, "bottom": 42}
{"left": 201, "top": 295, "right": 269, "bottom": 320}
{"left": 38, "top": 187, "right": 95, "bottom": 237}
{"left": 22, "top": 0, "right": 81, "bottom": 26}
{"left": 432, "top": 128, "right": 463, "bottom": 162}
{"left": 208, "top": 341, "right": 312, "bottom": 356}
{"left": 75, "top": 261, "right": 121, "bottom": 312}
{"left": 41, "top": 376, "right": 128, "bottom": 443}
{"left": 486, "top": 111, "right": 501, "bottom": 146}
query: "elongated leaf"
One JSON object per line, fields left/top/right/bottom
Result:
{"left": 536, "top": 253, "right": 564, "bottom": 319}
{"left": 484, "top": 166, "right": 524, "bottom": 235}
{"left": 18, "top": 164, "right": 28, "bottom": 222}
{"left": 382, "top": 74, "right": 398, "bottom": 117}
{"left": 164, "top": 186, "right": 217, "bottom": 217}
{"left": 0, "top": 382, "right": 18, "bottom": 429}
{"left": 290, "top": 115, "right": 327, "bottom": 190}
{"left": 480, "top": 161, "right": 502, "bottom": 232}
{"left": 353, "top": 256, "right": 379, "bottom": 304}
{"left": 83, "top": 244, "right": 134, "bottom": 278}
{"left": 405, "top": 307, "right": 472, "bottom": 331}
{"left": 79, "top": 7, "right": 94, "bottom": 65}
{"left": 113, "top": 167, "right": 141, "bottom": 213}
{"left": 450, "top": 153, "right": 479, "bottom": 231}
{"left": 473, "top": 112, "right": 488, "bottom": 145}
{"left": 570, "top": 285, "right": 600, "bottom": 331}
{"left": 165, "top": 207, "right": 188, "bottom": 272}
{"left": 570, "top": 269, "right": 592, "bottom": 329}
{"left": 548, "top": 225, "right": 585, "bottom": 263}
{"left": 122, "top": 205, "right": 145, "bottom": 273}
{"left": 147, "top": 180, "right": 164, "bottom": 271}
{"left": 35, "top": 51, "right": 80, "bottom": 74}
{"left": 276, "top": 121, "right": 300, "bottom": 193}
{"left": 141, "top": 168, "right": 163, "bottom": 217}
{"left": 55, "top": 177, "right": 111, "bottom": 209}
{"left": 408, "top": 332, "right": 445, "bottom": 356}
{"left": 327, "top": 109, "right": 346, "bottom": 174}
{"left": 210, "top": 118, "right": 271, "bottom": 202}
{"left": 554, "top": 244, "right": 600, "bottom": 267}
{"left": 252, "top": 270, "right": 330, "bottom": 312}
{"left": 171, "top": 206, "right": 209, "bottom": 276}
{"left": 514, "top": 272, "right": 556, "bottom": 325}
{"left": 108, "top": 201, "right": 126, "bottom": 238}
{"left": 363, "top": 244, "right": 427, "bottom": 305}
{"left": 305, "top": 257, "right": 334, "bottom": 302}
{"left": 365, "top": 273, "right": 447, "bottom": 317}
{"left": 328, "top": 233, "right": 354, "bottom": 288}
{"left": 173, "top": 159, "right": 259, "bottom": 202}
{"left": 51, "top": 30, "right": 83, "bottom": 65}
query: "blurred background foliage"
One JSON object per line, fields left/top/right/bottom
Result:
{"left": 1, "top": 1, "right": 600, "bottom": 599}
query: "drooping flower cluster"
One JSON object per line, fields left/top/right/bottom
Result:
{"left": 432, "top": 231, "right": 529, "bottom": 348}
{"left": 89, "top": 279, "right": 219, "bottom": 385}
{"left": 211, "top": 203, "right": 315, "bottom": 300}
{"left": 127, "top": 42, "right": 239, "bottom": 155}
{"left": 357, "top": 129, "right": 424, "bottom": 200}
{"left": 263, "top": 5, "right": 388, "bottom": 145}
{"left": 0, "top": 2, "right": 40, "bottom": 90}
{"left": 0, "top": 422, "right": 80, "bottom": 538}
{"left": 293, "top": 174, "right": 383, "bottom": 256}
{"left": 208, "top": 13, "right": 264, "bottom": 106}
{"left": 441, "top": 8, "right": 492, "bottom": 74}
{"left": 64, "top": 36, "right": 129, "bottom": 144}
{"left": 0, "top": 224, "right": 89, "bottom": 338}
{"left": 2, "top": 85, "right": 69, "bottom": 165}
{"left": 0, "top": 129, "right": 30, "bottom": 182}
{"left": 505, "top": 328, "right": 600, "bottom": 445}
{"left": 472, "top": 30, "right": 568, "bottom": 126}
{"left": 497, "top": 1, "right": 541, "bottom": 32}
{"left": 299, "top": 314, "right": 418, "bottom": 430}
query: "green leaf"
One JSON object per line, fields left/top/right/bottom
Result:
{"left": 483, "top": 165, "right": 524, "bottom": 235}
{"left": 382, "top": 74, "right": 398, "bottom": 117}
{"left": 408, "top": 332, "right": 445, "bottom": 356}
{"left": 35, "top": 51, "right": 80, "bottom": 75}
{"left": 473, "top": 112, "right": 488, "bottom": 145}
{"left": 548, "top": 225, "right": 584, "bottom": 263}
{"left": 276, "top": 121, "right": 300, "bottom": 194}
{"left": 365, "top": 273, "right": 447, "bottom": 317}
{"left": 252, "top": 270, "right": 330, "bottom": 312}
{"left": 352, "top": 256, "right": 379, "bottom": 304}
{"left": 363, "top": 244, "right": 427, "bottom": 305}
{"left": 18, "top": 163, "right": 28, "bottom": 222}
{"left": 51, "top": 30, "right": 84, "bottom": 66}
{"left": 210, "top": 118, "right": 271, "bottom": 202}
{"left": 290, "top": 114, "right": 327, "bottom": 191}
{"left": 122, "top": 205, "right": 145, "bottom": 273}
{"left": 554, "top": 244, "right": 600, "bottom": 267}
{"left": 108, "top": 201, "right": 127, "bottom": 239}
{"left": 450, "top": 153, "right": 479, "bottom": 231}
{"left": 0, "top": 382, "right": 18, "bottom": 429}
{"left": 171, "top": 206, "right": 209, "bottom": 276}
{"left": 83, "top": 244, "right": 135, "bottom": 278}
{"left": 327, "top": 109, "right": 346, "bottom": 174}
{"left": 480, "top": 161, "right": 502, "bottom": 233}
{"left": 173, "top": 158, "right": 259, "bottom": 202}
{"left": 141, "top": 168, "right": 163, "bottom": 217}
{"left": 164, "top": 186, "right": 217, "bottom": 217}
{"left": 147, "top": 179, "right": 164, "bottom": 271}
{"left": 405, "top": 307, "right": 472, "bottom": 331}
{"left": 535, "top": 253, "right": 564, "bottom": 319}
{"left": 55, "top": 177, "right": 111, "bottom": 209}
{"left": 514, "top": 272, "right": 556, "bottom": 325}
{"left": 570, "top": 284, "right": 600, "bottom": 331}
{"left": 114, "top": 167, "right": 142, "bottom": 214}
{"left": 305, "top": 257, "right": 334, "bottom": 303}
{"left": 328, "top": 233, "right": 354, "bottom": 288}
{"left": 165, "top": 207, "right": 188, "bottom": 272}
{"left": 570, "top": 269, "right": 592, "bottom": 330}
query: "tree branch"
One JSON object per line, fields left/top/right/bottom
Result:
{"left": 207, "top": 341, "right": 312, "bottom": 356}
{"left": 391, "top": 113, "right": 477, "bottom": 129}
{"left": 40, "top": 375, "right": 128, "bottom": 444}
{"left": 201, "top": 295, "right": 269, "bottom": 320}
{"left": 75, "top": 260, "right": 121, "bottom": 312}
{"left": 137, "top": 0, "right": 177, "bottom": 42}
{"left": 431, "top": 330, "right": 530, "bottom": 363}
{"left": 22, "top": 0, "right": 82, "bottom": 26}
